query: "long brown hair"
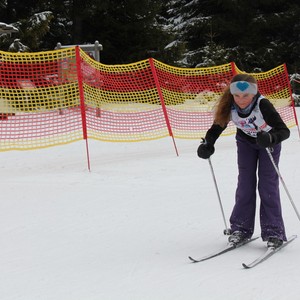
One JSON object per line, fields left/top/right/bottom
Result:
{"left": 214, "top": 74, "right": 257, "bottom": 127}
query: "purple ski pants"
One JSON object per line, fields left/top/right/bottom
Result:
{"left": 229, "top": 135, "right": 287, "bottom": 241}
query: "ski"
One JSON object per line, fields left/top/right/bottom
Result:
{"left": 242, "top": 235, "right": 297, "bottom": 269}
{"left": 189, "top": 236, "right": 259, "bottom": 263}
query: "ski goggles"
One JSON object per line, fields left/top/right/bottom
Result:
{"left": 230, "top": 81, "right": 257, "bottom": 95}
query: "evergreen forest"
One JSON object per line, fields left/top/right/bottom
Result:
{"left": 0, "top": 0, "right": 300, "bottom": 74}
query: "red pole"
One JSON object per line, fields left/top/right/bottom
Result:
{"left": 230, "top": 61, "right": 238, "bottom": 76}
{"left": 149, "top": 58, "right": 179, "bottom": 156}
{"left": 283, "top": 63, "right": 300, "bottom": 138}
{"left": 75, "top": 46, "right": 91, "bottom": 171}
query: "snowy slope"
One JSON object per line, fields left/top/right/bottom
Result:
{"left": 1, "top": 112, "right": 300, "bottom": 300}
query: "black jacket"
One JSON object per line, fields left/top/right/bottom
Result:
{"left": 204, "top": 95, "right": 290, "bottom": 145}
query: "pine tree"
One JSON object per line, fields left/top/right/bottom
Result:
{"left": 82, "top": 0, "right": 173, "bottom": 63}
{"left": 1, "top": 0, "right": 300, "bottom": 70}
{"left": 164, "top": 0, "right": 300, "bottom": 71}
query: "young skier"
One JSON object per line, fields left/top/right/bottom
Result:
{"left": 197, "top": 73, "right": 290, "bottom": 248}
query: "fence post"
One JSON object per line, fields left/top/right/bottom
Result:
{"left": 75, "top": 46, "right": 91, "bottom": 171}
{"left": 149, "top": 58, "right": 179, "bottom": 156}
{"left": 284, "top": 63, "right": 300, "bottom": 138}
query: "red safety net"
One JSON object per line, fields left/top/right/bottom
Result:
{"left": 0, "top": 46, "right": 297, "bottom": 155}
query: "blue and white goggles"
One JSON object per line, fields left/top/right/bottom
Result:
{"left": 230, "top": 81, "right": 257, "bottom": 95}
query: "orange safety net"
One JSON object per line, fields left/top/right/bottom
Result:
{"left": 0, "top": 47, "right": 82, "bottom": 150}
{"left": 152, "top": 59, "right": 234, "bottom": 139}
{"left": 82, "top": 55, "right": 171, "bottom": 142}
{"left": 0, "top": 46, "right": 297, "bottom": 152}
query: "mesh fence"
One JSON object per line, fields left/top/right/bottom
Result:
{"left": 234, "top": 64, "right": 296, "bottom": 129}
{"left": 0, "top": 47, "right": 297, "bottom": 151}
{"left": 82, "top": 55, "right": 170, "bottom": 142}
{"left": 0, "top": 48, "right": 82, "bottom": 150}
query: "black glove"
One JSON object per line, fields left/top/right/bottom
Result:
{"left": 197, "top": 139, "right": 215, "bottom": 159}
{"left": 256, "top": 131, "right": 275, "bottom": 148}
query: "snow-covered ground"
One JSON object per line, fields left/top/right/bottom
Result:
{"left": 1, "top": 111, "right": 300, "bottom": 300}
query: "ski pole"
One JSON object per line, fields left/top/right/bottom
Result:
{"left": 208, "top": 157, "right": 231, "bottom": 235}
{"left": 253, "top": 122, "right": 300, "bottom": 222}
{"left": 265, "top": 147, "right": 300, "bottom": 222}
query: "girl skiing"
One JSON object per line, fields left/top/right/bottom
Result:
{"left": 197, "top": 73, "right": 290, "bottom": 248}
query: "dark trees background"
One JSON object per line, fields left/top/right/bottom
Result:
{"left": 0, "top": 0, "right": 300, "bottom": 73}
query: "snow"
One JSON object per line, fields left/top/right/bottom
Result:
{"left": 1, "top": 110, "right": 300, "bottom": 300}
